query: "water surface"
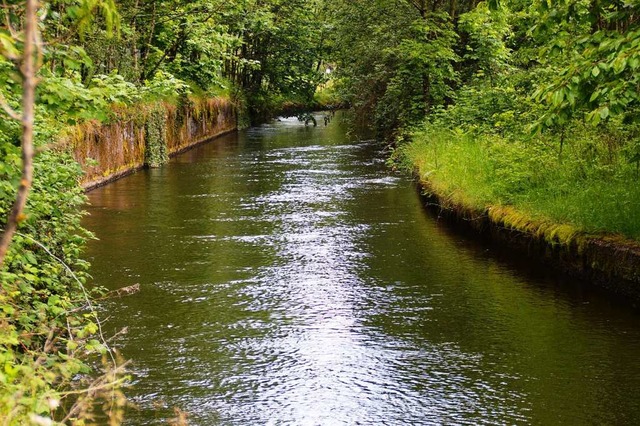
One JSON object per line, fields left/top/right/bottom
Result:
{"left": 84, "top": 114, "right": 640, "bottom": 424}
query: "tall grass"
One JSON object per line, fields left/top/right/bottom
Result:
{"left": 399, "top": 124, "right": 640, "bottom": 241}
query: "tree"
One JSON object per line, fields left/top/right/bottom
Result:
{"left": 328, "top": 0, "right": 469, "bottom": 134}
{"left": 222, "top": 0, "right": 329, "bottom": 119}
{"left": 532, "top": 0, "right": 640, "bottom": 131}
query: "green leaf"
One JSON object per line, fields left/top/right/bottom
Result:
{"left": 0, "top": 34, "right": 19, "bottom": 60}
{"left": 613, "top": 57, "right": 628, "bottom": 74}
{"left": 552, "top": 90, "right": 564, "bottom": 107}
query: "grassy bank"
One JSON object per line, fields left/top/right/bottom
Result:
{"left": 398, "top": 123, "right": 640, "bottom": 243}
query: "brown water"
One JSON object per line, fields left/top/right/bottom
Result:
{"left": 84, "top": 114, "right": 640, "bottom": 425}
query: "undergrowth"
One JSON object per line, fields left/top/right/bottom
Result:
{"left": 0, "top": 146, "right": 128, "bottom": 423}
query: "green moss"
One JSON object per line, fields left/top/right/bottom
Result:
{"left": 144, "top": 106, "right": 168, "bottom": 168}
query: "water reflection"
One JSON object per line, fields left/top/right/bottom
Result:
{"left": 84, "top": 114, "right": 640, "bottom": 425}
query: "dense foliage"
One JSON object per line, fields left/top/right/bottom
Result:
{"left": 68, "top": 0, "right": 331, "bottom": 120}
{"left": 325, "top": 0, "right": 640, "bottom": 240}
{"left": 0, "top": 1, "right": 130, "bottom": 423}
{"left": 0, "top": 146, "right": 126, "bottom": 423}
{"left": 329, "top": 0, "right": 640, "bottom": 134}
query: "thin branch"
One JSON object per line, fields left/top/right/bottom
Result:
{"left": 60, "top": 362, "right": 130, "bottom": 423}
{"left": 404, "top": 0, "right": 427, "bottom": 17}
{"left": 105, "top": 326, "right": 129, "bottom": 344}
{"left": 34, "top": 11, "right": 44, "bottom": 71}
{"left": 2, "top": 0, "right": 18, "bottom": 38}
{"left": 59, "top": 371, "right": 129, "bottom": 397}
{"left": 16, "top": 232, "right": 117, "bottom": 369}
{"left": 0, "top": 0, "right": 38, "bottom": 267}
{"left": 101, "top": 284, "right": 141, "bottom": 299}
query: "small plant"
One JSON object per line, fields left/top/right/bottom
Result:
{"left": 142, "top": 71, "right": 192, "bottom": 102}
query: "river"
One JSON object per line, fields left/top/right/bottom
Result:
{"left": 84, "top": 113, "right": 640, "bottom": 424}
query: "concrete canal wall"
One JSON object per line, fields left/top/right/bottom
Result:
{"left": 417, "top": 178, "right": 640, "bottom": 307}
{"left": 68, "top": 96, "right": 236, "bottom": 191}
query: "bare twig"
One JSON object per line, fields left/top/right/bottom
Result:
{"left": 105, "top": 326, "right": 129, "bottom": 344}
{"left": 16, "top": 232, "right": 117, "bottom": 368}
{"left": 2, "top": 0, "right": 18, "bottom": 38}
{"left": 0, "top": 0, "right": 39, "bottom": 267}
{"left": 101, "top": 284, "right": 141, "bottom": 299}
{"left": 59, "top": 367, "right": 129, "bottom": 397}
{"left": 60, "top": 361, "right": 130, "bottom": 423}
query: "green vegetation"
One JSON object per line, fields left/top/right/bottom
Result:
{"left": 400, "top": 124, "right": 640, "bottom": 241}
{"left": 328, "top": 0, "right": 640, "bottom": 241}
{"left": 0, "top": 2, "right": 130, "bottom": 423}
{"left": 0, "top": 147, "right": 127, "bottom": 423}
{"left": 144, "top": 105, "right": 169, "bottom": 168}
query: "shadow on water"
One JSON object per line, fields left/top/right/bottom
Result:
{"left": 84, "top": 112, "right": 640, "bottom": 425}
{"left": 416, "top": 187, "right": 639, "bottom": 313}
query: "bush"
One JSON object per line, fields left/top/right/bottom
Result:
{"left": 0, "top": 143, "right": 126, "bottom": 423}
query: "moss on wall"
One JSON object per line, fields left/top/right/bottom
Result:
{"left": 417, "top": 177, "right": 640, "bottom": 306}
{"left": 144, "top": 106, "right": 168, "bottom": 168}
{"left": 68, "top": 96, "right": 237, "bottom": 190}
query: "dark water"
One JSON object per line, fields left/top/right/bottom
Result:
{"left": 84, "top": 114, "right": 640, "bottom": 425}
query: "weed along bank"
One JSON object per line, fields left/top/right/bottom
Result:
{"left": 399, "top": 127, "right": 640, "bottom": 307}
{"left": 70, "top": 96, "right": 237, "bottom": 191}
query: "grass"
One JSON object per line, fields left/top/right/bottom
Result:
{"left": 399, "top": 124, "right": 640, "bottom": 241}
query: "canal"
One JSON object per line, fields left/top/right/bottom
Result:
{"left": 84, "top": 114, "right": 640, "bottom": 424}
